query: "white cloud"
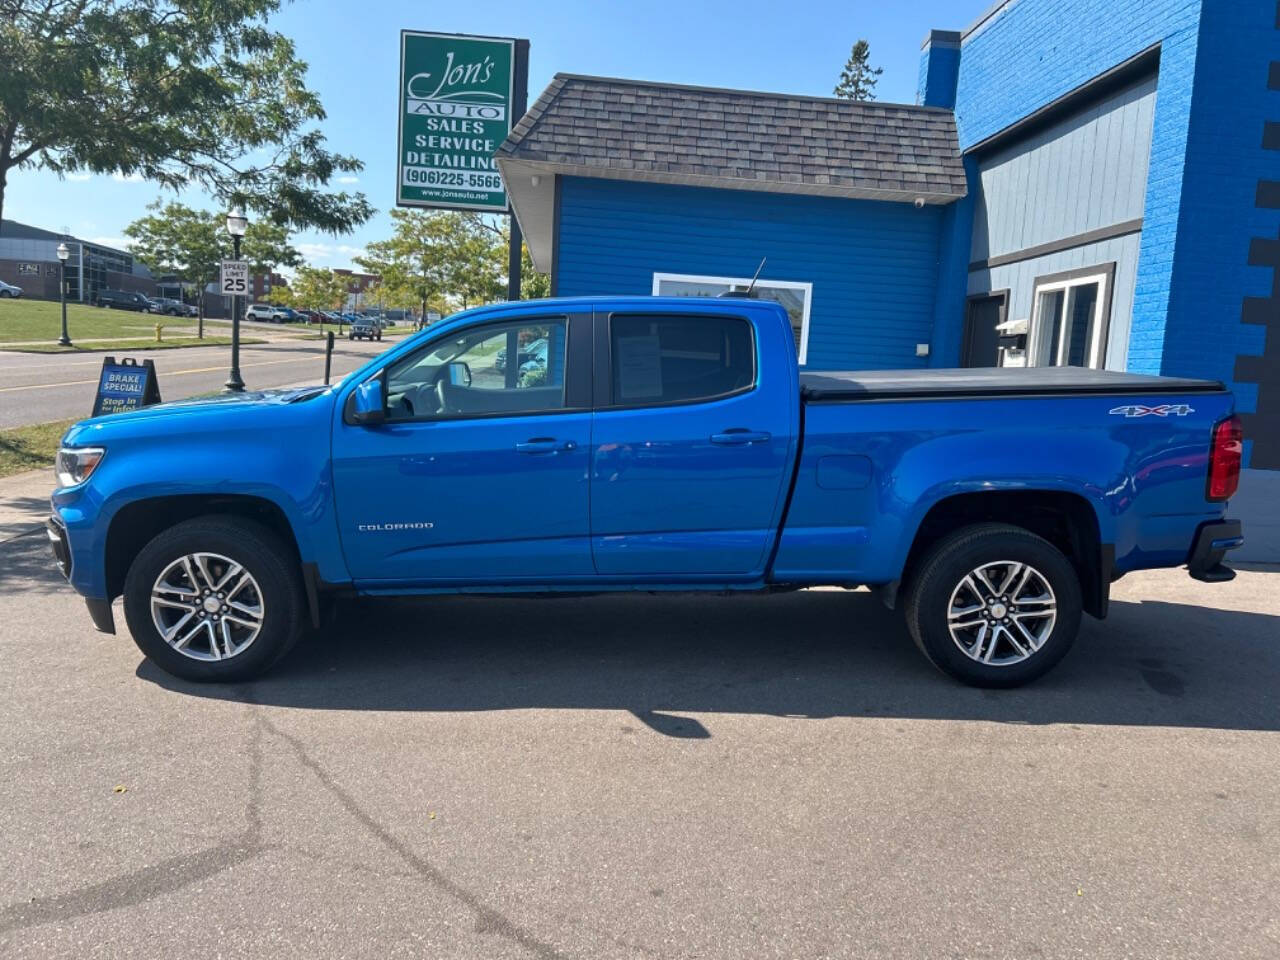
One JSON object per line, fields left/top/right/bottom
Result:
{"left": 111, "top": 171, "right": 145, "bottom": 183}
{"left": 86, "top": 235, "right": 133, "bottom": 250}
{"left": 296, "top": 241, "right": 365, "bottom": 268}
{"left": 65, "top": 172, "right": 93, "bottom": 182}
{"left": 336, "top": 175, "right": 360, "bottom": 185}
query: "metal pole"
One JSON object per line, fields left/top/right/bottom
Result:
{"left": 225, "top": 235, "right": 245, "bottom": 392}
{"left": 506, "top": 39, "right": 530, "bottom": 302}
{"left": 57, "top": 259, "right": 71, "bottom": 346}
{"left": 324, "top": 331, "right": 334, "bottom": 385}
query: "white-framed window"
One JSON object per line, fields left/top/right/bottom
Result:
{"left": 652, "top": 272, "right": 814, "bottom": 364}
{"left": 1028, "top": 265, "right": 1114, "bottom": 369}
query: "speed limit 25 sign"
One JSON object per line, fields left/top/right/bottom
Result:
{"left": 220, "top": 260, "right": 249, "bottom": 296}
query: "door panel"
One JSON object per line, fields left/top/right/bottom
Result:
{"left": 962, "top": 293, "right": 1006, "bottom": 368}
{"left": 333, "top": 414, "right": 592, "bottom": 581}
{"left": 589, "top": 310, "right": 795, "bottom": 577}
{"left": 332, "top": 313, "right": 593, "bottom": 583}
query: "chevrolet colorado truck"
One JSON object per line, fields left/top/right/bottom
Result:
{"left": 48, "top": 297, "right": 1245, "bottom": 687}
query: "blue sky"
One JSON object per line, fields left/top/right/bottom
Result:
{"left": 5, "top": 0, "right": 986, "bottom": 271}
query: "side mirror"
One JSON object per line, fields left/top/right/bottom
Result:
{"left": 444, "top": 361, "right": 471, "bottom": 387}
{"left": 349, "top": 371, "right": 386, "bottom": 425}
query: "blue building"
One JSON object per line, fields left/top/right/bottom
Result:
{"left": 498, "top": 0, "right": 1280, "bottom": 467}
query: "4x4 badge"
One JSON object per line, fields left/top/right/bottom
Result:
{"left": 1108, "top": 404, "right": 1195, "bottom": 418}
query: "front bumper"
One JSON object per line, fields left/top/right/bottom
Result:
{"left": 1187, "top": 519, "right": 1244, "bottom": 583}
{"left": 46, "top": 515, "right": 71, "bottom": 579}
{"left": 48, "top": 514, "right": 115, "bottom": 633}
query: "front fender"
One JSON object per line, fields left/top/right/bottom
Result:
{"left": 53, "top": 398, "right": 345, "bottom": 599}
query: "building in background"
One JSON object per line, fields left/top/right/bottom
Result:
{"left": 0, "top": 220, "right": 153, "bottom": 302}
{"left": 500, "top": 0, "right": 1279, "bottom": 467}
{"left": 333, "top": 269, "right": 380, "bottom": 311}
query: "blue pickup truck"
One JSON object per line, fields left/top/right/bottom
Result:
{"left": 48, "top": 297, "right": 1244, "bottom": 687}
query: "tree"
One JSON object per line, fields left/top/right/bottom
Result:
{"left": 126, "top": 200, "right": 300, "bottom": 328}
{"left": 833, "top": 40, "right": 883, "bottom": 101}
{"left": 356, "top": 209, "right": 451, "bottom": 320}
{"left": 289, "top": 265, "right": 350, "bottom": 312}
{"left": 0, "top": 0, "right": 373, "bottom": 234}
{"left": 516, "top": 237, "right": 551, "bottom": 300}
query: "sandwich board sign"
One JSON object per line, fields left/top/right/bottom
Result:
{"left": 397, "top": 31, "right": 525, "bottom": 213}
{"left": 92, "top": 357, "right": 161, "bottom": 416}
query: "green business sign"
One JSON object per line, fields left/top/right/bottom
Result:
{"left": 398, "top": 31, "right": 516, "bottom": 212}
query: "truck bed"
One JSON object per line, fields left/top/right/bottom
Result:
{"left": 800, "top": 367, "right": 1226, "bottom": 401}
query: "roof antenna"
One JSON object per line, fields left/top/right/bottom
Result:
{"left": 718, "top": 257, "right": 766, "bottom": 298}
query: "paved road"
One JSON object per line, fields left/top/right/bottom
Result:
{"left": 0, "top": 335, "right": 393, "bottom": 429}
{"left": 0, "top": 529, "right": 1276, "bottom": 958}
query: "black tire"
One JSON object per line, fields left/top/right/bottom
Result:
{"left": 122, "top": 517, "right": 306, "bottom": 682}
{"left": 0, "top": 290, "right": 10, "bottom": 298}
{"left": 904, "top": 523, "right": 1082, "bottom": 688}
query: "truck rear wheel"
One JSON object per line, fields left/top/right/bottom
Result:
{"left": 122, "top": 517, "right": 305, "bottom": 682}
{"left": 904, "top": 523, "right": 1082, "bottom": 688}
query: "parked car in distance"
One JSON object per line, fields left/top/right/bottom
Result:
{"left": 0, "top": 279, "right": 23, "bottom": 298}
{"left": 146, "top": 297, "right": 187, "bottom": 316}
{"left": 93, "top": 289, "right": 150, "bottom": 311}
{"left": 348, "top": 315, "right": 382, "bottom": 341}
{"left": 49, "top": 297, "right": 1245, "bottom": 687}
{"left": 245, "top": 303, "right": 291, "bottom": 323}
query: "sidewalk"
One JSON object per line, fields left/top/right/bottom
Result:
{"left": 1233, "top": 469, "right": 1280, "bottom": 564}
{"left": 0, "top": 468, "right": 49, "bottom": 542}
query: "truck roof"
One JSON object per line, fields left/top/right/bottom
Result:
{"left": 800, "top": 366, "right": 1226, "bottom": 400}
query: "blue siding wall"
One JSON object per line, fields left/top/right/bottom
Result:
{"left": 948, "top": 0, "right": 1204, "bottom": 377}
{"left": 554, "top": 177, "right": 944, "bottom": 370}
{"left": 1162, "top": 1, "right": 1279, "bottom": 467}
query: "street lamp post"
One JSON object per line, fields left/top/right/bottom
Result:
{"left": 56, "top": 242, "right": 71, "bottom": 347}
{"left": 224, "top": 208, "right": 248, "bottom": 392}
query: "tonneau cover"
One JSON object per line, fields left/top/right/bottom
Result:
{"left": 800, "top": 366, "right": 1226, "bottom": 401}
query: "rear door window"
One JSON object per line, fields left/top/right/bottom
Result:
{"left": 609, "top": 314, "right": 755, "bottom": 406}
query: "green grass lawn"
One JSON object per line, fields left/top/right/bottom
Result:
{"left": 301, "top": 322, "right": 416, "bottom": 340}
{"left": 0, "top": 418, "right": 77, "bottom": 479}
{"left": 0, "top": 297, "right": 251, "bottom": 344}
{"left": 10, "top": 336, "right": 258, "bottom": 354}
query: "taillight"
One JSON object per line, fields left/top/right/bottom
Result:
{"left": 1207, "top": 414, "right": 1243, "bottom": 501}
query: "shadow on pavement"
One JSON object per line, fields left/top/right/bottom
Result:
{"left": 137, "top": 586, "right": 1280, "bottom": 735}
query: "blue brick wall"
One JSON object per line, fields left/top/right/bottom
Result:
{"left": 949, "top": 0, "right": 1204, "bottom": 379}
{"left": 918, "top": 37, "right": 960, "bottom": 109}
{"left": 554, "top": 177, "right": 943, "bottom": 369}
{"left": 1161, "top": 0, "right": 1279, "bottom": 466}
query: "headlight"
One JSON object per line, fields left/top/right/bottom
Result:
{"left": 56, "top": 447, "right": 105, "bottom": 488}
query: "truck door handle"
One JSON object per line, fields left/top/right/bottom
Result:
{"left": 516, "top": 438, "right": 577, "bottom": 454}
{"left": 710, "top": 430, "right": 771, "bottom": 445}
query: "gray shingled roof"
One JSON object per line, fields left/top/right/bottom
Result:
{"left": 497, "top": 74, "right": 966, "bottom": 203}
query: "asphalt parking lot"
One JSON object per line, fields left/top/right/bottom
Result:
{"left": 1, "top": 530, "right": 1276, "bottom": 959}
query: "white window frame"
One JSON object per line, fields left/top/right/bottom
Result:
{"left": 651, "top": 272, "right": 814, "bottom": 365}
{"left": 1028, "top": 267, "right": 1112, "bottom": 370}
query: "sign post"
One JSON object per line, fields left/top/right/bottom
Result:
{"left": 397, "top": 30, "right": 529, "bottom": 298}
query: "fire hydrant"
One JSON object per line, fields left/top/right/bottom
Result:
{"left": 154, "top": 323, "right": 163, "bottom": 342}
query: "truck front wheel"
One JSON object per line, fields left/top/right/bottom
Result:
{"left": 122, "top": 517, "right": 306, "bottom": 682}
{"left": 904, "top": 523, "right": 1082, "bottom": 688}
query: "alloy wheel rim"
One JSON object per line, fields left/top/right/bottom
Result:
{"left": 150, "top": 552, "right": 265, "bottom": 662}
{"left": 946, "top": 560, "right": 1057, "bottom": 666}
